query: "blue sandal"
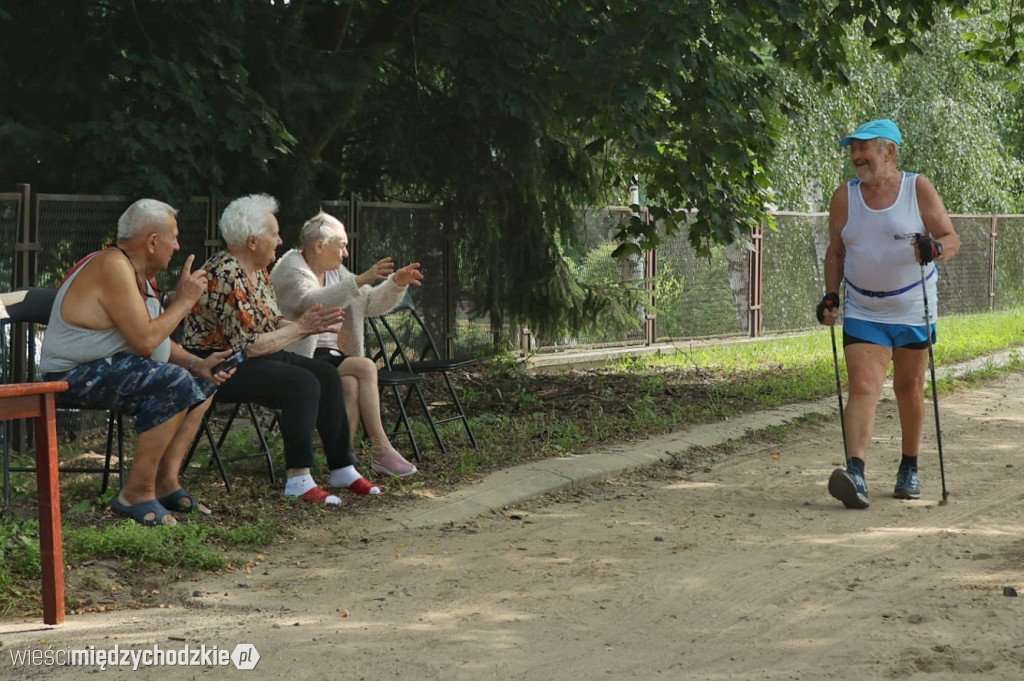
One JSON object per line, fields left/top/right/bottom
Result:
{"left": 109, "top": 496, "right": 175, "bottom": 526}
{"left": 158, "top": 488, "right": 212, "bottom": 516}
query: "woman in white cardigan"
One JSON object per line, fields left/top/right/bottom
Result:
{"left": 271, "top": 212, "right": 424, "bottom": 477}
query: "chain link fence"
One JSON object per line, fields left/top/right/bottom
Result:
{"left": 3, "top": 186, "right": 1023, "bottom": 366}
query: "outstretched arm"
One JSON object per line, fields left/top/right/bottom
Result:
{"left": 244, "top": 304, "right": 345, "bottom": 357}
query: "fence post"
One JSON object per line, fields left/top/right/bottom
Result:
{"left": 645, "top": 227, "right": 657, "bottom": 345}
{"left": 204, "top": 195, "right": 219, "bottom": 261}
{"left": 14, "top": 183, "right": 36, "bottom": 289}
{"left": 348, "top": 192, "right": 359, "bottom": 272}
{"left": 518, "top": 326, "right": 534, "bottom": 352}
{"left": 443, "top": 205, "right": 457, "bottom": 359}
{"left": 747, "top": 222, "right": 763, "bottom": 337}
{"left": 989, "top": 215, "right": 998, "bottom": 311}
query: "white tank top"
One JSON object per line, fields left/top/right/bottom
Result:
{"left": 39, "top": 251, "right": 170, "bottom": 373}
{"left": 842, "top": 172, "right": 938, "bottom": 325}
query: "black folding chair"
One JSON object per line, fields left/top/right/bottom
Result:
{"left": 163, "top": 290, "right": 277, "bottom": 493}
{"left": 181, "top": 399, "right": 277, "bottom": 494}
{"left": 366, "top": 315, "right": 435, "bottom": 462}
{"left": 372, "top": 292, "right": 479, "bottom": 453}
{"left": 1, "top": 287, "right": 125, "bottom": 503}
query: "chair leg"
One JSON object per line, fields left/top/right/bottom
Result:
{"left": 215, "top": 403, "right": 245, "bottom": 450}
{"left": 116, "top": 414, "right": 125, "bottom": 489}
{"left": 405, "top": 382, "right": 447, "bottom": 454}
{"left": 100, "top": 411, "right": 116, "bottom": 494}
{"left": 188, "top": 415, "right": 233, "bottom": 494}
{"left": 2, "top": 420, "right": 11, "bottom": 504}
{"left": 386, "top": 385, "right": 422, "bottom": 462}
{"left": 442, "top": 372, "right": 478, "bottom": 448}
{"left": 100, "top": 412, "right": 126, "bottom": 494}
{"left": 245, "top": 403, "right": 276, "bottom": 484}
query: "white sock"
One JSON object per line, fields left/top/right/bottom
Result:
{"left": 284, "top": 474, "right": 317, "bottom": 496}
{"left": 329, "top": 465, "right": 363, "bottom": 488}
{"left": 284, "top": 474, "right": 341, "bottom": 504}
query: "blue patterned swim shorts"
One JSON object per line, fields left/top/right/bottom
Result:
{"left": 44, "top": 351, "right": 215, "bottom": 433}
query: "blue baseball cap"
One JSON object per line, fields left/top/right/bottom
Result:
{"left": 839, "top": 119, "right": 902, "bottom": 147}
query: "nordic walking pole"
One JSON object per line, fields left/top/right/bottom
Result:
{"left": 916, "top": 235, "right": 950, "bottom": 505}
{"left": 818, "top": 291, "right": 847, "bottom": 459}
{"left": 829, "top": 324, "right": 848, "bottom": 459}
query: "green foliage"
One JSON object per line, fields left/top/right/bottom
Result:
{"left": 0, "top": 517, "right": 42, "bottom": 582}
{"left": 768, "top": 12, "right": 1024, "bottom": 214}
{"left": 0, "top": 0, "right": 1011, "bottom": 337}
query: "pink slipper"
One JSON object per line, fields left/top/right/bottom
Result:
{"left": 346, "top": 477, "right": 382, "bottom": 495}
{"left": 371, "top": 448, "right": 418, "bottom": 478}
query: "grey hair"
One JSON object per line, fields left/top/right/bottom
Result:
{"left": 219, "top": 194, "right": 279, "bottom": 248}
{"left": 117, "top": 199, "right": 178, "bottom": 240}
{"left": 298, "top": 211, "right": 346, "bottom": 249}
{"left": 877, "top": 137, "right": 900, "bottom": 163}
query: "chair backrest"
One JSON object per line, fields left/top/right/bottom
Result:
{"left": 6, "top": 287, "right": 57, "bottom": 326}
{"left": 2, "top": 287, "right": 57, "bottom": 384}
{"left": 377, "top": 291, "right": 446, "bottom": 363}
{"left": 366, "top": 314, "right": 417, "bottom": 373}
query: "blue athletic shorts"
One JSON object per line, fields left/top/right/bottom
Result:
{"left": 842, "top": 318, "right": 937, "bottom": 350}
{"left": 44, "top": 351, "right": 216, "bottom": 433}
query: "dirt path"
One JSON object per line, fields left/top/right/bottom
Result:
{"left": 4, "top": 372, "right": 1024, "bottom": 680}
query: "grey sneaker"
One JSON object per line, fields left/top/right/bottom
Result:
{"left": 893, "top": 466, "right": 921, "bottom": 499}
{"left": 828, "top": 467, "right": 870, "bottom": 509}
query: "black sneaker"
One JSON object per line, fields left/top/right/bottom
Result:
{"left": 893, "top": 466, "right": 921, "bottom": 499}
{"left": 828, "top": 467, "right": 870, "bottom": 509}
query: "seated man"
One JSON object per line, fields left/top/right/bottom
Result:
{"left": 39, "top": 199, "right": 235, "bottom": 526}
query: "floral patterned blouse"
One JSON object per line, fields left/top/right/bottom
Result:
{"left": 183, "top": 250, "right": 283, "bottom": 352}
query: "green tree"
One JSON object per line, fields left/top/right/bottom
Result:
{"left": 768, "top": 12, "right": 1024, "bottom": 214}
{"left": 0, "top": 0, "right": 976, "bottom": 337}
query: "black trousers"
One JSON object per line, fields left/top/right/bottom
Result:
{"left": 213, "top": 350, "right": 354, "bottom": 471}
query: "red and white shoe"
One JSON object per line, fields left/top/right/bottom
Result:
{"left": 293, "top": 485, "right": 342, "bottom": 505}
{"left": 346, "top": 477, "right": 382, "bottom": 495}
{"left": 371, "top": 448, "right": 418, "bottom": 478}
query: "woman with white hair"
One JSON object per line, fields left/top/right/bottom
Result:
{"left": 271, "top": 211, "right": 423, "bottom": 477}
{"left": 183, "top": 194, "right": 380, "bottom": 504}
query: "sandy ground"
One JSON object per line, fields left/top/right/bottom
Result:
{"left": 4, "top": 372, "right": 1024, "bottom": 680}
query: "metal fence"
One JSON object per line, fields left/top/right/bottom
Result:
{"left": 3, "top": 184, "right": 1023, "bottom": 368}
{"left": 549, "top": 210, "right": 1024, "bottom": 351}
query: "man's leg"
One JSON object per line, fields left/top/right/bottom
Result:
{"left": 891, "top": 345, "right": 929, "bottom": 499}
{"left": 153, "top": 396, "right": 214, "bottom": 512}
{"left": 828, "top": 341, "right": 891, "bottom": 508}
{"left": 115, "top": 410, "right": 189, "bottom": 525}
{"left": 842, "top": 342, "right": 892, "bottom": 462}
{"left": 891, "top": 346, "right": 928, "bottom": 458}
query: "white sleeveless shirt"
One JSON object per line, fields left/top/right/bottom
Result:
{"left": 842, "top": 172, "right": 938, "bottom": 326}
{"left": 39, "top": 251, "right": 170, "bottom": 373}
